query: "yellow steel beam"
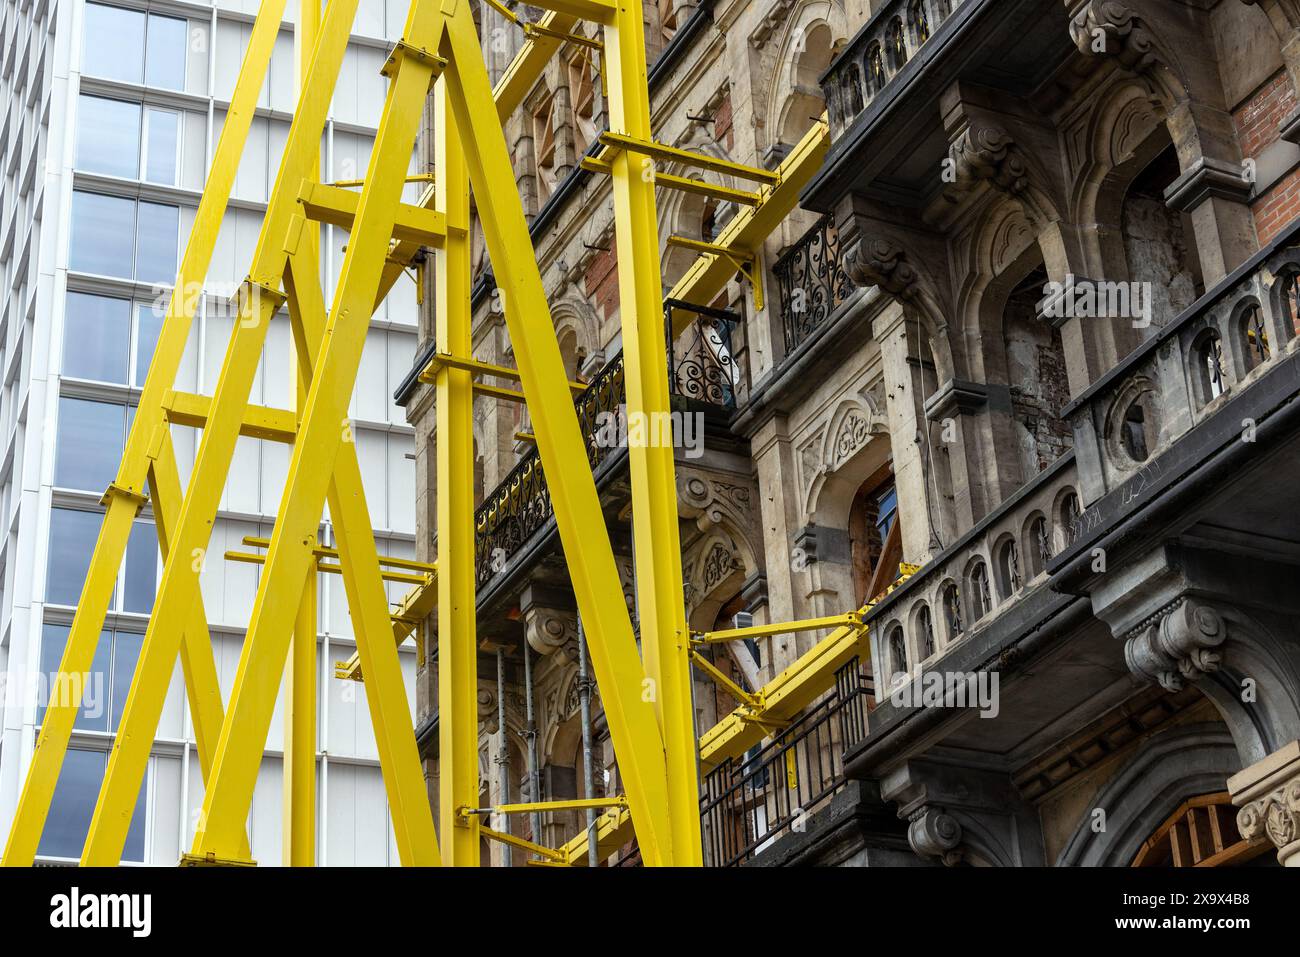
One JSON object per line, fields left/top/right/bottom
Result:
{"left": 598, "top": 132, "right": 781, "bottom": 185}
{"left": 494, "top": 11, "right": 578, "bottom": 116}
{"left": 440, "top": 0, "right": 673, "bottom": 866}
{"left": 238, "top": 536, "right": 436, "bottom": 573}
{"left": 433, "top": 74, "right": 480, "bottom": 868}
{"left": 419, "top": 351, "right": 588, "bottom": 395}
{"left": 666, "top": 117, "right": 830, "bottom": 335}
{"left": 224, "top": 550, "right": 428, "bottom": 585}
{"left": 163, "top": 391, "right": 298, "bottom": 443}
{"left": 464, "top": 796, "right": 627, "bottom": 815}
{"left": 689, "top": 650, "right": 761, "bottom": 709}
{"left": 0, "top": 0, "right": 290, "bottom": 868}
{"left": 694, "top": 612, "right": 863, "bottom": 645}
{"left": 580, "top": 157, "right": 761, "bottom": 207}
{"left": 603, "top": 0, "right": 702, "bottom": 867}
{"left": 298, "top": 181, "right": 452, "bottom": 247}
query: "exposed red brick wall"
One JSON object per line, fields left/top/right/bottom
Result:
{"left": 1234, "top": 69, "right": 1300, "bottom": 244}
{"left": 582, "top": 245, "right": 620, "bottom": 321}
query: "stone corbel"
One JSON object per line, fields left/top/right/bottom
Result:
{"left": 1229, "top": 739, "right": 1300, "bottom": 866}
{"left": 1122, "top": 597, "right": 1227, "bottom": 692}
{"left": 942, "top": 124, "right": 1029, "bottom": 204}
{"left": 845, "top": 238, "right": 920, "bottom": 299}
{"left": 523, "top": 605, "right": 578, "bottom": 656}
{"left": 1066, "top": 1, "right": 1159, "bottom": 75}
{"left": 906, "top": 806, "right": 965, "bottom": 866}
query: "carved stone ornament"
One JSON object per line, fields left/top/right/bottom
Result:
{"left": 1123, "top": 598, "right": 1226, "bottom": 692}
{"left": 845, "top": 238, "right": 920, "bottom": 299}
{"left": 943, "top": 124, "right": 1028, "bottom": 203}
{"left": 908, "top": 806, "right": 964, "bottom": 866}
{"left": 524, "top": 606, "right": 578, "bottom": 656}
{"left": 1068, "top": 1, "right": 1158, "bottom": 74}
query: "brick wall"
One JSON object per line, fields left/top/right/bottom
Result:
{"left": 582, "top": 245, "right": 621, "bottom": 321}
{"left": 1234, "top": 69, "right": 1300, "bottom": 244}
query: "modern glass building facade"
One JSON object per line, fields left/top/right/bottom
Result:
{"left": 0, "top": 0, "right": 422, "bottom": 865}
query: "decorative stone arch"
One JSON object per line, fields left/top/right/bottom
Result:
{"left": 1101, "top": 372, "right": 1161, "bottom": 470}
{"left": 684, "top": 525, "right": 756, "bottom": 633}
{"left": 549, "top": 295, "right": 601, "bottom": 377}
{"left": 765, "top": 1, "right": 848, "bottom": 151}
{"left": 803, "top": 394, "right": 891, "bottom": 525}
{"left": 1057, "top": 723, "right": 1242, "bottom": 866}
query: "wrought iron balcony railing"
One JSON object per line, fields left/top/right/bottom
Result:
{"left": 774, "top": 213, "right": 854, "bottom": 353}
{"left": 699, "top": 659, "right": 870, "bottom": 867}
{"left": 475, "top": 309, "right": 743, "bottom": 589}
{"left": 822, "top": 0, "right": 965, "bottom": 138}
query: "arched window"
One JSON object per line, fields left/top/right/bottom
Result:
{"left": 941, "top": 582, "right": 963, "bottom": 640}
{"left": 1279, "top": 271, "right": 1300, "bottom": 338}
{"left": 1192, "top": 329, "right": 1225, "bottom": 406}
{"left": 995, "top": 537, "right": 1021, "bottom": 598}
{"left": 1239, "top": 302, "right": 1270, "bottom": 371}
{"left": 908, "top": 0, "right": 931, "bottom": 46}
{"left": 967, "top": 560, "right": 991, "bottom": 623}
{"left": 887, "top": 624, "right": 908, "bottom": 682}
{"left": 886, "top": 18, "right": 908, "bottom": 72}
{"left": 866, "top": 43, "right": 886, "bottom": 97}
{"left": 916, "top": 602, "right": 935, "bottom": 659}
{"left": 1120, "top": 392, "right": 1155, "bottom": 463}
{"left": 1060, "top": 491, "right": 1081, "bottom": 548}
{"left": 1028, "top": 514, "right": 1051, "bottom": 578}
{"left": 839, "top": 62, "right": 864, "bottom": 121}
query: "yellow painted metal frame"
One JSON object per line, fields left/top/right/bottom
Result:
{"left": 2, "top": 0, "right": 853, "bottom": 870}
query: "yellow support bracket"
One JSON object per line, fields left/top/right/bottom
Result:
{"left": 581, "top": 156, "right": 760, "bottom": 206}
{"left": 693, "top": 611, "right": 863, "bottom": 645}
{"left": 666, "top": 236, "right": 764, "bottom": 311}
{"left": 162, "top": 390, "right": 299, "bottom": 444}
{"left": 478, "top": 825, "right": 566, "bottom": 863}
{"left": 461, "top": 796, "right": 628, "bottom": 817}
{"left": 379, "top": 39, "right": 446, "bottom": 79}
{"left": 598, "top": 131, "right": 780, "bottom": 185}
{"left": 689, "top": 649, "right": 762, "bottom": 709}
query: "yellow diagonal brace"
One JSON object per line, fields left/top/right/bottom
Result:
{"left": 79, "top": 0, "right": 364, "bottom": 867}
{"left": 478, "top": 825, "right": 564, "bottom": 863}
{"left": 0, "top": 0, "right": 290, "bottom": 868}
{"left": 420, "top": 351, "right": 587, "bottom": 394}
{"left": 603, "top": 0, "right": 702, "bottom": 866}
{"left": 440, "top": 0, "right": 673, "bottom": 866}
{"left": 493, "top": 11, "right": 578, "bottom": 116}
{"left": 187, "top": 0, "right": 445, "bottom": 866}
{"left": 690, "top": 650, "right": 761, "bottom": 709}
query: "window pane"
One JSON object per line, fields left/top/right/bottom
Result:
{"left": 46, "top": 508, "right": 101, "bottom": 606}
{"left": 135, "top": 202, "right": 178, "bottom": 284}
{"left": 70, "top": 192, "right": 135, "bottom": 278}
{"left": 110, "top": 630, "right": 144, "bottom": 731}
{"left": 55, "top": 397, "right": 125, "bottom": 491}
{"left": 122, "top": 521, "right": 157, "bottom": 614}
{"left": 144, "top": 14, "right": 187, "bottom": 90}
{"left": 37, "top": 748, "right": 147, "bottom": 862}
{"left": 37, "top": 749, "right": 106, "bottom": 859}
{"left": 143, "top": 108, "right": 179, "bottom": 185}
{"left": 82, "top": 4, "right": 144, "bottom": 85}
{"left": 134, "top": 302, "right": 163, "bottom": 387}
{"left": 63, "top": 291, "right": 130, "bottom": 383}
{"left": 76, "top": 96, "right": 141, "bottom": 178}
{"left": 38, "top": 623, "right": 111, "bottom": 733}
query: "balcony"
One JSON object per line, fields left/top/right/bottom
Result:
{"left": 773, "top": 213, "right": 855, "bottom": 354}
{"left": 821, "top": 0, "right": 967, "bottom": 139}
{"left": 474, "top": 309, "right": 742, "bottom": 591}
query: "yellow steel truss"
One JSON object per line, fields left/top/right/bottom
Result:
{"left": 1, "top": 0, "right": 848, "bottom": 868}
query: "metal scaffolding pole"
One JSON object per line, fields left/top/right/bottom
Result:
{"left": 496, "top": 648, "right": 512, "bottom": 868}
{"left": 523, "top": 642, "right": 543, "bottom": 856}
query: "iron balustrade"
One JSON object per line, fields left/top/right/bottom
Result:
{"left": 665, "top": 298, "right": 742, "bottom": 410}
{"left": 699, "top": 658, "right": 870, "bottom": 867}
{"left": 774, "top": 213, "right": 854, "bottom": 353}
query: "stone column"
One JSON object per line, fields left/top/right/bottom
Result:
{"left": 1229, "top": 739, "right": 1300, "bottom": 866}
{"left": 750, "top": 411, "right": 807, "bottom": 676}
